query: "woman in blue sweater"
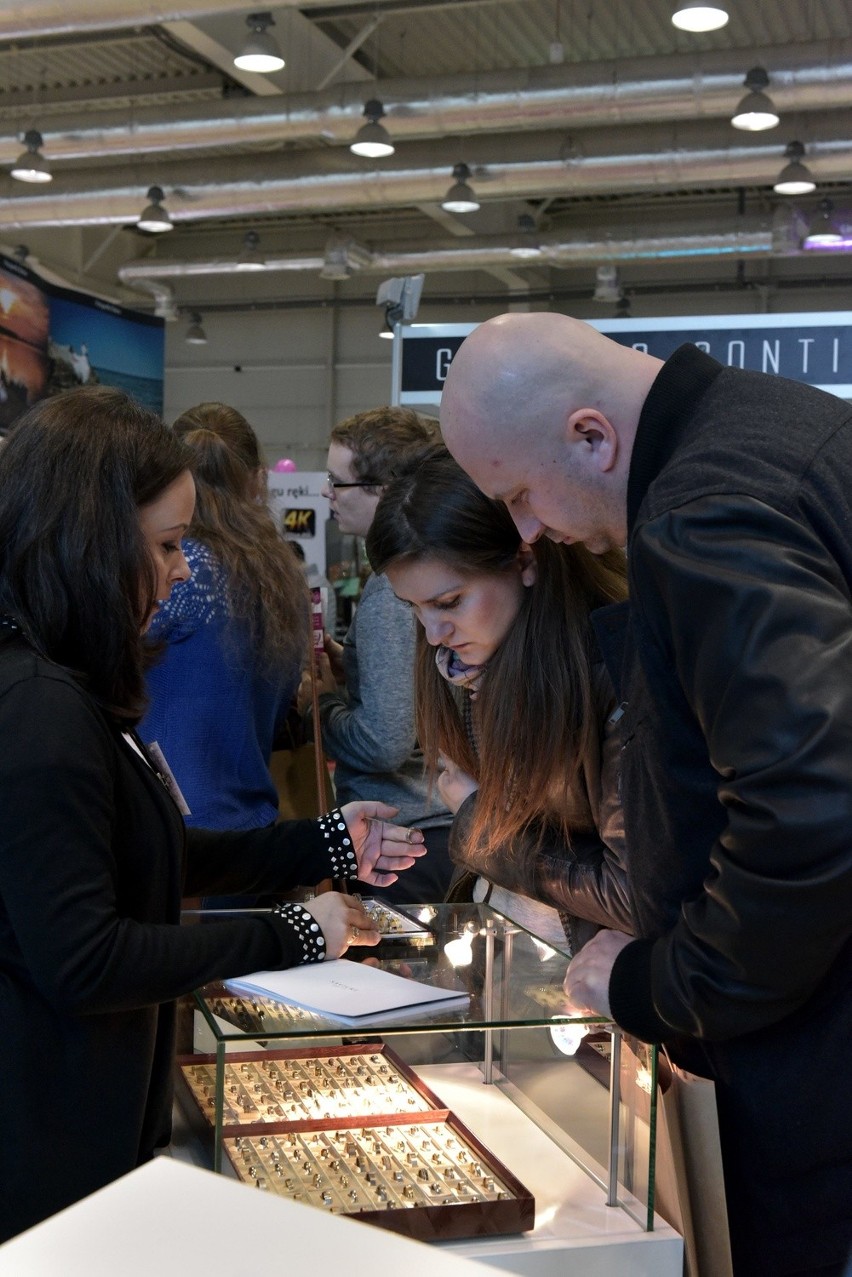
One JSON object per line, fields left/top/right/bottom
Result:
{"left": 141, "top": 402, "right": 309, "bottom": 831}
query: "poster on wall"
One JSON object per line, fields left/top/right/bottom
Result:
{"left": 0, "top": 254, "right": 50, "bottom": 433}
{"left": 48, "top": 284, "right": 164, "bottom": 413}
{"left": 0, "top": 252, "right": 164, "bottom": 436}
{"left": 267, "top": 471, "right": 329, "bottom": 575}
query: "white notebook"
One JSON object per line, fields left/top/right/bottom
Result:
{"left": 225, "top": 958, "right": 470, "bottom": 1026}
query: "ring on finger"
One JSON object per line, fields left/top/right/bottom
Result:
{"left": 351, "top": 925, "right": 360, "bottom": 941}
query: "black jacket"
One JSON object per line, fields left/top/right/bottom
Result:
{"left": 0, "top": 640, "right": 345, "bottom": 1241}
{"left": 595, "top": 344, "right": 852, "bottom": 1273}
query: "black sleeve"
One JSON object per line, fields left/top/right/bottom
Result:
{"left": 610, "top": 495, "right": 852, "bottom": 1042}
{"left": 0, "top": 672, "right": 340, "bottom": 1017}
{"left": 183, "top": 820, "right": 337, "bottom": 897}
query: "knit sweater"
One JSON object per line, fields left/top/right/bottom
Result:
{"left": 315, "top": 570, "right": 450, "bottom": 832}
{"left": 140, "top": 539, "right": 301, "bottom": 830}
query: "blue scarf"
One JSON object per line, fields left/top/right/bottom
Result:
{"left": 434, "top": 645, "right": 485, "bottom": 696}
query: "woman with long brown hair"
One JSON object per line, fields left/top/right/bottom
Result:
{"left": 367, "top": 444, "right": 632, "bottom": 952}
{"left": 141, "top": 402, "right": 309, "bottom": 830}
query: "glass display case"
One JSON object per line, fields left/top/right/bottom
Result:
{"left": 179, "top": 903, "right": 658, "bottom": 1249}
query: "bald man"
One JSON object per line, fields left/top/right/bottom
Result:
{"left": 442, "top": 313, "right": 852, "bottom": 1277}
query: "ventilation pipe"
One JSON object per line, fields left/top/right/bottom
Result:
{"left": 3, "top": 40, "right": 851, "bottom": 164}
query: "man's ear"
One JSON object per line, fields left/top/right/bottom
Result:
{"left": 518, "top": 543, "right": 537, "bottom": 587}
{"left": 565, "top": 408, "right": 618, "bottom": 472}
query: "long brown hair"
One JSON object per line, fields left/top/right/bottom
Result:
{"left": 172, "top": 402, "right": 309, "bottom": 675}
{"left": 367, "top": 445, "right": 627, "bottom": 854}
{"left": 0, "top": 386, "right": 192, "bottom": 717}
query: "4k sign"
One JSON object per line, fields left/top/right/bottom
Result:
{"left": 282, "top": 507, "right": 316, "bottom": 536}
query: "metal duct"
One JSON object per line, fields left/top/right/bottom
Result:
{"left": 117, "top": 222, "right": 783, "bottom": 297}
{"left": 3, "top": 120, "right": 851, "bottom": 230}
{"left": 0, "top": 1, "right": 325, "bottom": 41}
{"left": 4, "top": 40, "right": 852, "bottom": 164}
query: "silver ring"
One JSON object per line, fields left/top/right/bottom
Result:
{"left": 351, "top": 925, "right": 360, "bottom": 941}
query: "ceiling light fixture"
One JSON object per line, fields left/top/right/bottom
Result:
{"left": 233, "top": 12, "right": 285, "bottom": 73}
{"left": 802, "top": 198, "right": 844, "bottom": 249}
{"left": 593, "top": 263, "right": 622, "bottom": 303}
{"left": 773, "top": 141, "right": 816, "bottom": 196}
{"left": 509, "top": 213, "right": 542, "bottom": 259}
{"left": 184, "top": 311, "right": 208, "bottom": 345}
{"left": 350, "top": 99, "right": 394, "bottom": 158}
{"left": 137, "top": 185, "right": 173, "bottom": 233}
{"left": 11, "top": 129, "right": 52, "bottom": 183}
{"left": 671, "top": 2, "right": 729, "bottom": 32}
{"left": 731, "top": 66, "right": 780, "bottom": 131}
{"left": 441, "top": 163, "right": 480, "bottom": 214}
{"left": 235, "top": 230, "right": 266, "bottom": 271}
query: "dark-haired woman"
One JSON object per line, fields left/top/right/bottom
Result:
{"left": 0, "top": 386, "right": 423, "bottom": 1242}
{"left": 140, "top": 401, "right": 308, "bottom": 831}
{"left": 300, "top": 406, "right": 454, "bottom": 906}
{"left": 366, "top": 445, "right": 631, "bottom": 952}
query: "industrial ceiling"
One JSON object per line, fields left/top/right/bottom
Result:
{"left": 1, "top": 0, "right": 850, "bottom": 316}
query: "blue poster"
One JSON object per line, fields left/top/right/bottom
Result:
{"left": 48, "top": 286, "right": 164, "bottom": 413}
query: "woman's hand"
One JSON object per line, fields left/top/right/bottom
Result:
{"left": 340, "top": 800, "right": 427, "bottom": 887}
{"left": 437, "top": 759, "right": 478, "bottom": 814}
{"left": 302, "top": 892, "right": 380, "bottom": 958}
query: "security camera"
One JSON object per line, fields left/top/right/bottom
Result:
{"left": 375, "top": 277, "right": 405, "bottom": 308}
{"left": 375, "top": 274, "right": 424, "bottom": 321}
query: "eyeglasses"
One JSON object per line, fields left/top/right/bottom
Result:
{"left": 326, "top": 472, "right": 376, "bottom": 490}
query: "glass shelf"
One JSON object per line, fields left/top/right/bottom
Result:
{"left": 192, "top": 902, "right": 604, "bottom": 1042}
{"left": 185, "top": 902, "right": 657, "bottom": 1232}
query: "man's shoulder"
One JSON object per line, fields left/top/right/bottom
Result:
{"left": 646, "top": 370, "right": 852, "bottom": 518}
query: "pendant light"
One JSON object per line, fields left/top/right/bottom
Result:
{"left": 593, "top": 264, "right": 622, "bottom": 303}
{"left": 235, "top": 230, "right": 266, "bottom": 271}
{"left": 137, "top": 186, "right": 173, "bottom": 233}
{"left": 233, "top": 12, "right": 285, "bottom": 73}
{"left": 773, "top": 142, "right": 816, "bottom": 196}
{"left": 671, "top": 3, "right": 729, "bottom": 32}
{"left": 11, "top": 129, "right": 52, "bottom": 183}
{"left": 350, "top": 100, "right": 394, "bottom": 158}
{"left": 802, "top": 199, "right": 843, "bottom": 249}
{"left": 731, "top": 67, "right": 780, "bottom": 131}
{"left": 441, "top": 163, "right": 480, "bottom": 214}
{"left": 184, "top": 312, "right": 208, "bottom": 345}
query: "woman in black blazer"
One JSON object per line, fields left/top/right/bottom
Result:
{"left": 0, "top": 386, "right": 424, "bottom": 1242}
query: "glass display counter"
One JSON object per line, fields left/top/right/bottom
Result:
{"left": 180, "top": 903, "right": 658, "bottom": 1247}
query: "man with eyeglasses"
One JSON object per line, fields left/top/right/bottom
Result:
{"left": 298, "top": 406, "right": 454, "bottom": 907}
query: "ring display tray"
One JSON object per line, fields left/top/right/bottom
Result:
{"left": 176, "top": 1044, "right": 534, "bottom": 1240}
{"left": 177, "top": 1044, "right": 443, "bottom": 1127}
{"left": 360, "top": 899, "right": 435, "bottom": 940}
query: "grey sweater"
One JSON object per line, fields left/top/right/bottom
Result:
{"left": 316, "top": 571, "right": 450, "bottom": 832}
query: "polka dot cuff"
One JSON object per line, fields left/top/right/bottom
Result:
{"left": 272, "top": 902, "right": 327, "bottom": 964}
{"left": 317, "top": 807, "right": 358, "bottom": 880}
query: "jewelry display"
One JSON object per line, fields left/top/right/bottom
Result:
{"left": 357, "top": 898, "right": 435, "bottom": 940}
{"left": 222, "top": 1117, "right": 528, "bottom": 1221}
{"left": 176, "top": 1043, "right": 534, "bottom": 1239}
{"left": 180, "top": 1049, "right": 435, "bottom": 1126}
{"left": 203, "top": 990, "right": 320, "bottom": 1035}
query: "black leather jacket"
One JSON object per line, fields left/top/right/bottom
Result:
{"left": 600, "top": 345, "right": 852, "bottom": 1047}
{"left": 447, "top": 664, "right": 632, "bottom": 950}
